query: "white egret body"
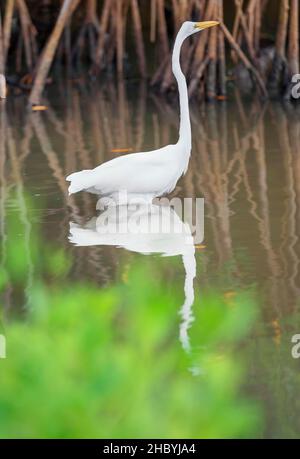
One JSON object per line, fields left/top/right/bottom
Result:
{"left": 66, "top": 21, "right": 219, "bottom": 199}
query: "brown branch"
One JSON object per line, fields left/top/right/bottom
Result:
{"left": 94, "top": 0, "right": 112, "bottom": 67}
{"left": 3, "top": 0, "right": 15, "bottom": 68}
{"left": 288, "top": 0, "right": 299, "bottom": 75}
{"left": 234, "top": 0, "right": 257, "bottom": 63}
{"left": 131, "top": 0, "right": 147, "bottom": 77}
{"left": 116, "top": 0, "right": 124, "bottom": 77}
{"left": 220, "top": 22, "right": 268, "bottom": 97}
{"left": 0, "top": 11, "right": 4, "bottom": 74}
{"left": 206, "top": 1, "right": 218, "bottom": 100}
{"left": 276, "top": 0, "right": 289, "bottom": 58}
{"left": 29, "top": 0, "right": 80, "bottom": 105}
{"left": 17, "top": 0, "right": 38, "bottom": 71}
{"left": 218, "top": 0, "right": 226, "bottom": 96}
{"left": 150, "top": 0, "right": 157, "bottom": 42}
{"left": 157, "top": 0, "right": 169, "bottom": 58}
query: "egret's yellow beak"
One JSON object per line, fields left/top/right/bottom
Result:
{"left": 194, "top": 21, "right": 219, "bottom": 30}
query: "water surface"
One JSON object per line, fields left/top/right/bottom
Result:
{"left": 1, "top": 80, "right": 300, "bottom": 438}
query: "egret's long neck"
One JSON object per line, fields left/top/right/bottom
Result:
{"left": 172, "top": 29, "right": 191, "bottom": 151}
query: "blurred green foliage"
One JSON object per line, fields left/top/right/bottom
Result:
{"left": 0, "top": 195, "right": 262, "bottom": 438}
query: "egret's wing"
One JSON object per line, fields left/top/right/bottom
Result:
{"left": 94, "top": 144, "right": 173, "bottom": 171}
{"left": 67, "top": 144, "right": 177, "bottom": 195}
{"left": 89, "top": 145, "right": 176, "bottom": 194}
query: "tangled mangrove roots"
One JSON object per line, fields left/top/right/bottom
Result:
{"left": 0, "top": 0, "right": 299, "bottom": 105}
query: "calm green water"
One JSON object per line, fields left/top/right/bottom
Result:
{"left": 1, "top": 80, "right": 300, "bottom": 438}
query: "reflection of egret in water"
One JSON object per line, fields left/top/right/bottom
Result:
{"left": 69, "top": 201, "right": 196, "bottom": 351}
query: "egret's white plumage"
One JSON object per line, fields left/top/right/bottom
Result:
{"left": 66, "top": 21, "right": 219, "bottom": 199}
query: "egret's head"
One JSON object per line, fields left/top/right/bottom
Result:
{"left": 181, "top": 20, "right": 219, "bottom": 37}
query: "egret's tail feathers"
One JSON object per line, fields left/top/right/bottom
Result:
{"left": 66, "top": 169, "right": 95, "bottom": 195}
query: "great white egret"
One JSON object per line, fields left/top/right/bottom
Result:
{"left": 66, "top": 21, "right": 219, "bottom": 200}
{"left": 69, "top": 201, "right": 196, "bottom": 351}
